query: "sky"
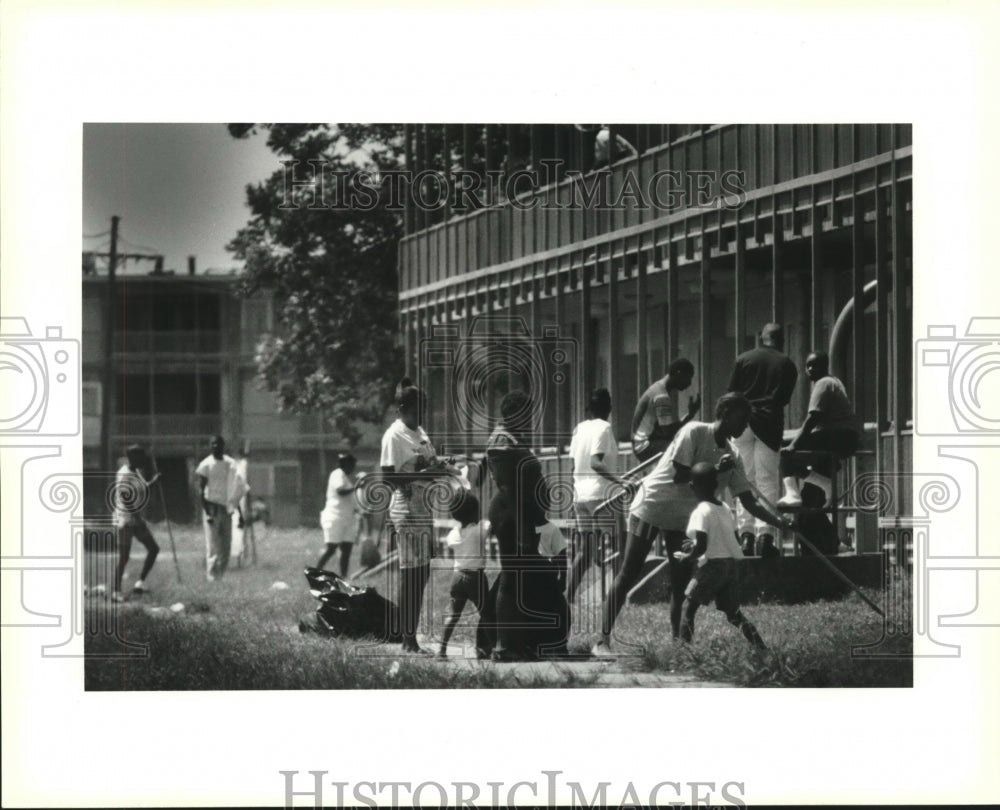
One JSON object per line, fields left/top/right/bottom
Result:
{"left": 83, "top": 123, "right": 280, "bottom": 274}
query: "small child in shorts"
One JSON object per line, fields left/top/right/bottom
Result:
{"left": 673, "top": 462, "right": 767, "bottom": 650}
{"left": 439, "top": 491, "right": 491, "bottom": 659}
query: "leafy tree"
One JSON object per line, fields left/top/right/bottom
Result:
{"left": 227, "top": 124, "right": 407, "bottom": 445}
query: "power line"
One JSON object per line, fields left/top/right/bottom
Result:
{"left": 83, "top": 229, "right": 110, "bottom": 240}
{"left": 118, "top": 232, "right": 161, "bottom": 255}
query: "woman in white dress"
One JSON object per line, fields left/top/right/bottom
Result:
{"left": 317, "top": 453, "right": 358, "bottom": 577}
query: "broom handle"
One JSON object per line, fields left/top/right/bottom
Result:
{"left": 149, "top": 453, "right": 182, "bottom": 584}
{"left": 746, "top": 481, "right": 884, "bottom": 618}
{"left": 593, "top": 450, "right": 664, "bottom": 515}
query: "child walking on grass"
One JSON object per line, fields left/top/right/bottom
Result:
{"left": 673, "top": 462, "right": 767, "bottom": 650}
{"left": 439, "top": 492, "right": 491, "bottom": 659}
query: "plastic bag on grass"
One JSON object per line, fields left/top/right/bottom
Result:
{"left": 302, "top": 567, "right": 401, "bottom": 642}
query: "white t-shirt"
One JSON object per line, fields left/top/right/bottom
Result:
{"left": 686, "top": 500, "right": 744, "bottom": 563}
{"left": 446, "top": 519, "right": 490, "bottom": 571}
{"left": 113, "top": 464, "right": 149, "bottom": 527}
{"left": 320, "top": 468, "right": 356, "bottom": 526}
{"left": 569, "top": 418, "right": 619, "bottom": 503}
{"left": 380, "top": 418, "right": 436, "bottom": 520}
{"left": 630, "top": 421, "right": 750, "bottom": 531}
{"left": 196, "top": 454, "right": 248, "bottom": 512}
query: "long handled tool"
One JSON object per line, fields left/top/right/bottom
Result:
{"left": 593, "top": 450, "right": 665, "bottom": 516}
{"left": 580, "top": 451, "right": 663, "bottom": 601}
{"left": 747, "top": 481, "right": 884, "bottom": 618}
{"left": 246, "top": 500, "right": 258, "bottom": 565}
{"left": 149, "top": 452, "right": 182, "bottom": 584}
{"left": 239, "top": 443, "right": 257, "bottom": 566}
{"left": 592, "top": 449, "right": 883, "bottom": 618}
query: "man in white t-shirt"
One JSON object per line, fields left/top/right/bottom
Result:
{"left": 196, "top": 435, "right": 248, "bottom": 581}
{"left": 565, "top": 388, "right": 632, "bottom": 603}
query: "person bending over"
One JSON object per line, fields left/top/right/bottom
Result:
{"left": 594, "top": 393, "right": 791, "bottom": 656}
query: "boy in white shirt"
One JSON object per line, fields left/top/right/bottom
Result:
{"left": 439, "top": 492, "right": 491, "bottom": 659}
{"left": 674, "top": 462, "right": 767, "bottom": 650}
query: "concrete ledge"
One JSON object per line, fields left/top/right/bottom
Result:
{"left": 628, "top": 554, "right": 885, "bottom": 605}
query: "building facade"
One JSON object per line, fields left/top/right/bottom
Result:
{"left": 397, "top": 123, "right": 913, "bottom": 553}
{"left": 82, "top": 271, "right": 379, "bottom": 526}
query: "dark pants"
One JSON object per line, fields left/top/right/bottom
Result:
{"left": 781, "top": 428, "right": 859, "bottom": 478}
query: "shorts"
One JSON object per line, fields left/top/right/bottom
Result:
{"left": 631, "top": 485, "right": 699, "bottom": 534}
{"left": 684, "top": 557, "right": 739, "bottom": 613}
{"left": 449, "top": 568, "right": 488, "bottom": 607}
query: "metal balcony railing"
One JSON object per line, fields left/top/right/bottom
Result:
{"left": 110, "top": 414, "right": 221, "bottom": 437}
{"left": 399, "top": 123, "right": 913, "bottom": 296}
{"left": 114, "top": 330, "right": 223, "bottom": 354}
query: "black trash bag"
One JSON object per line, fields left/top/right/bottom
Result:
{"left": 303, "top": 567, "right": 401, "bottom": 642}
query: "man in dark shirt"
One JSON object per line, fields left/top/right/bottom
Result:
{"left": 727, "top": 323, "right": 798, "bottom": 557}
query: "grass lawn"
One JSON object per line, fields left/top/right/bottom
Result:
{"left": 84, "top": 524, "right": 912, "bottom": 690}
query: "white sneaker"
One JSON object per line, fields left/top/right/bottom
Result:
{"left": 111, "top": 591, "right": 125, "bottom": 603}
{"left": 132, "top": 580, "right": 146, "bottom": 593}
{"left": 777, "top": 492, "right": 802, "bottom": 507}
{"left": 592, "top": 640, "right": 614, "bottom": 657}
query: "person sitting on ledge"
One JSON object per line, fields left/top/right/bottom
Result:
{"left": 778, "top": 351, "right": 861, "bottom": 509}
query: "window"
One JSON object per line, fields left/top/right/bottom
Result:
{"left": 118, "top": 374, "right": 152, "bottom": 414}
{"left": 155, "top": 374, "right": 221, "bottom": 414}
{"left": 150, "top": 292, "right": 221, "bottom": 331}
{"left": 115, "top": 373, "right": 221, "bottom": 414}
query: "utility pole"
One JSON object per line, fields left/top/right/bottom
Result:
{"left": 100, "top": 215, "right": 119, "bottom": 473}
